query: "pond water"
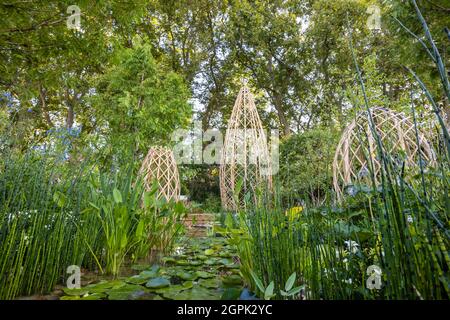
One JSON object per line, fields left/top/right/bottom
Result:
{"left": 59, "top": 236, "right": 246, "bottom": 300}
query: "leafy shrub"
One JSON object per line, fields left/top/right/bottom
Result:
{"left": 279, "top": 128, "right": 339, "bottom": 205}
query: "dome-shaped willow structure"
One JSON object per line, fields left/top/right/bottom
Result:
{"left": 333, "top": 107, "right": 435, "bottom": 201}
{"left": 139, "top": 146, "right": 180, "bottom": 202}
{"left": 220, "top": 85, "right": 272, "bottom": 210}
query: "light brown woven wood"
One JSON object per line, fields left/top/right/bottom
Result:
{"left": 139, "top": 146, "right": 180, "bottom": 202}
{"left": 220, "top": 85, "right": 272, "bottom": 210}
{"left": 333, "top": 107, "right": 435, "bottom": 201}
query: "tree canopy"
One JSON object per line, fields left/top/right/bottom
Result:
{"left": 0, "top": 0, "right": 448, "bottom": 158}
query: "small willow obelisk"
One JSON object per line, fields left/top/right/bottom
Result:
{"left": 139, "top": 146, "right": 180, "bottom": 202}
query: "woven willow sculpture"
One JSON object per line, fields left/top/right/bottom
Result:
{"left": 333, "top": 107, "right": 435, "bottom": 201}
{"left": 139, "top": 146, "right": 180, "bottom": 202}
{"left": 220, "top": 85, "right": 272, "bottom": 210}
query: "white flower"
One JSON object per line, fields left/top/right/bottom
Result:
{"left": 407, "top": 215, "right": 413, "bottom": 223}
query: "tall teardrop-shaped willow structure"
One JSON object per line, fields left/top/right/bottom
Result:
{"left": 333, "top": 107, "right": 435, "bottom": 201}
{"left": 220, "top": 85, "right": 272, "bottom": 210}
{"left": 139, "top": 146, "right": 180, "bottom": 202}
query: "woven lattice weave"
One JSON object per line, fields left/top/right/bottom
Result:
{"left": 220, "top": 85, "right": 272, "bottom": 210}
{"left": 139, "top": 146, "right": 180, "bottom": 202}
{"left": 333, "top": 107, "right": 435, "bottom": 201}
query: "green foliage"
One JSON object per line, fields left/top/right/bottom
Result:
{"left": 92, "top": 39, "right": 192, "bottom": 158}
{"left": 279, "top": 128, "right": 339, "bottom": 205}
{"left": 0, "top": 145, "right": 188, "bottom": 297}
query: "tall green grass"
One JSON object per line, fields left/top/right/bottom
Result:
{"left": 0, "top": 150, "right": 100, "bottom": 299}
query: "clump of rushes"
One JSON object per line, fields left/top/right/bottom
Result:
{"left": 0, "top": 147, "right": 187, "bottom": 297}
{"left": 0, "top": 149, "right": 101, "bottom": 299}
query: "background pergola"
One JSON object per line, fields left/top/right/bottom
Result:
{"left": 333, "top": 107, "right": 435, "bottom": 201}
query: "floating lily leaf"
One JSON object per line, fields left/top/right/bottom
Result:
{"left": 80, "top": 293, "right": 106, "bottom": 300}
{"left": 139, "top": 269, "right": 159, "bottom": 279}
{"left": 110, "top": 280, "right": 127, "bottom": 290}
{"left": 162, "top": 257, "right": 177, "bottom": 264}
{"left": 163, "top": 286, "right": 220, "bottom": 300}
{"left": 219, "top": 252, "right": 232, "bottom": 258}
{"left": 221, "top": 288, "right": 242, "bottom": 300}
{"left": 195, "top": 271, "right": 214, "bottom": 279}
{"left": 204, "top": 249, "right": 215, "bottom": 256}
{"left": 131, "top": 264, "right": 151, "bottom": 271}
{"left": 182, "top": 281, "right": 194, "bottom": 289}
{"left": 222, "top": 275, "right": 243, "bottom": 287}
{"left": 188, "top": 260, "right": 202, "bottom": 266}
{"left": 128, "top": 291, "right": 157, "bottom": 300}
{"left": 219, "top": 258, "right": 233, "bottom": 265}
{"left": 60, "top": 295, "right": 81, "bottom": 300}
{"left": 175, "top": 271, "right": 197, "bottom": 281}
{"left": 126, "top": 275, "right": 151, "bottom": 285}
{"left": 146, "top": 277, "right": 171, "bottom": 289}
{"left": 205, "top": 258, "right": 219, "bottom": 265}
{"left": 109, "top": 284, "right": 144, "bottom": 292}
{"left": 63, "top": 287, "right": 89, "bottom": 296}
{"left": 108, "top": 291, "right": 135, "bottom": 300}
{"left": 198, "top": 278, "right": 221, "bottom": 289}
{"left": 175, "top": 260, "right": 190, "bottom": 266}
{"left": 86, "top": 281, "right": 115, "bottom": 293}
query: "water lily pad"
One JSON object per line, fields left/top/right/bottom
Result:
{"left": 162, "top": 257, "right": 177, "bottom": 264}
{"left": 219, "top": 252, "right": 232, "bottom": 258}
{"left": 204, "top": 249, "right": 215, "bottom": 256}
{"left": 86, "top": 281, "right": 115, "bottom": 293}
{"left": 131, "top": 264, "right": 151, "bottom": 271}
{"left": 63, "top": 287, "right": 89, "bottom": 296}
{"left": 128, "top": 291, "right": 157, "bottom": 300}
{"left": 80, "top": 293, "right": 106, "bottom": 300}
{"left": 145, "top": 277, "right": 170, "bottom": 289}
{"left": 110, "top": 281, "right": 128, "bottom": 290}
{"left": 188, "top": 260, "right": 202, "bottom": 266}
{"left": 205, "top": 258, "right": 220, "bottom": 265}
{"left": 182, "top": 281, "right": 194, "bottom": 289}
{"left": 155, "top": 281, "right": 192, "bottom": 294}
{"left": 110, "top": 284, "right": 144, "bottom": 292}
{"left": 139, "top": 269, "right": 159, "bottom": 279}
{"left": 175, "top": 271, "right": 197, "bottom": 281}
{"left": 125, "top": 275, "right": 150, "bottom": 285}
{"left": 60, "top": 295, "right": 81, "bottom": 300}
{"left": 222, "top": 275, "right": 243, "bottom": 286}
{"left": 163, "top": 286, "right": 220, "bottom": 300}
{"left": 195, "top": 271, "right": 214, "bottom": 279}
{"left": 107, "top": 291, "right": 134, "bottom": 300}
{"left": 219, "top": 258, "right": 233, "bottom": 265}
{"left": 198, "top": 278, "right": 221, "bottom": 289}
{"left": 221, "top": 288, "right": 242, "bottom": 300}
{"left": 175, "top": 260, "right": 190, "bottom": 266}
